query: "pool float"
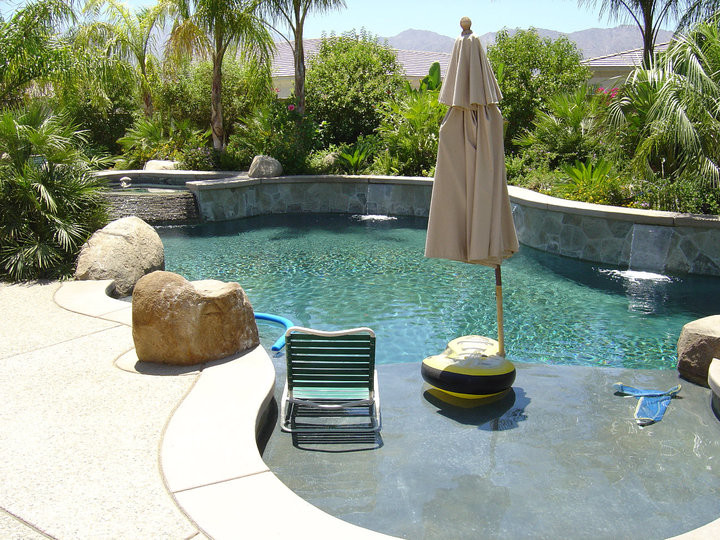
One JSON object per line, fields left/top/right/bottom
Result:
{"left": 254, "top": 313, "right": 294, "bottom": 351}
{"left": 421, "top": 335, "right": 516, "bottom": 399}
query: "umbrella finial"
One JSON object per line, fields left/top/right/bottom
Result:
{"left": 460, "top": 16, "right": 472, "bottom": 35}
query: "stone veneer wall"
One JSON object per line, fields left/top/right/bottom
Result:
{"left": 107, "top": 172, "right": 720, "bottom": 277}
{"left": 511, "top": 187, "right": 720, "bottom": 276}
{"left": 103, "top": 191, "right": 199, "bottom": 225}
{"left": 186, "top": 176, "right": 432, "bottom": 220}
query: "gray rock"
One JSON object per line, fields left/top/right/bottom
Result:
{"left": 677, "top": 315, "right": 720, "bottom": 386}
{"left": 132, "top": 271, "right": 259, "bottom": 365}
{"left": 248, "top": 155, "right": 283, "bottom": 178}
{"left": 74, "top": 216, "right": 165, "bottom": 296}
{"left": 144, "top": 159, "right": 178, "bottom": 170}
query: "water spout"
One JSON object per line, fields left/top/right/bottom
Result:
{"left": 628, "top": 224, "right": 674, "bottom": 273}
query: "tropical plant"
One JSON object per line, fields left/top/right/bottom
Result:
{"left": 0, "top": 0, "right": 74, "bottom": 107}
{"left": 116, "top": 116, "right": 209, "bottom": 168}
{"left": 80, "top": 0, "right": 168, "bottom": 117}
{"left": 165, "top": 0, "right": 274, "bottom": 150}
{"left": 260, "top": 0, "right": 346, "bottom": 115}
{"left": 557, "top": 158, "right": 627, "bottom": 206}
{"left": 486, "top": 28, "right": 591, "bottom": 149}
{"left": 337, "top": 143, "right": 370, "bottom": 174}
{"left": 607, "top": 18, "right": 720, "bottom": 188}
{"left": 51, "top": 28, "right": 138, "bottom": 155}
{"left": 305, "top": 30, "right": 405, "bottom": 145}
{"left": 514, "top": 86, "right": 608, "bottom": 168}
{"left": 374, "top": 87, "right": 447, "bottom": 177}
{"left": 404, "top": 61, "right": 442, "bottom": 94}
{"left": 154, "top": 56, "right": 273, "bottom": 139}
{"left": 578, "top": 0, "right": 720, "bottom": 65}
{"left": 0, "top": 104, "right": 108, "bottom": 281}
{"left": 228, "top": 97, "right": 319, "bottom": 173}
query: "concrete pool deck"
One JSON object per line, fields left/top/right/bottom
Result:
{"left": 1, "top": 279, "right": 719, "bottom": 539}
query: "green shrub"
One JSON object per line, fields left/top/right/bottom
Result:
{"left": 179, "top": 147, "right": 220, "bottom": 171}
{"left": 228, "top": 98, "right": 320, "bottom": 174}
{"left": 115, "top": 116, "right": 209, "bottom": 169}
{"left": 514, "top": 86, "right": 609, "bottom": 168}
{"left": 555, "top": 159, "right": 629, "bottom": 206}
{"left": 305, "top": 30, "right": 405, "bottom": 145}
{"left": 154, "top": 58, "right": 273, "bottom": 140}
{"left": 374, "top": 87, "right": 446, "bottom": 177}
{"left": 629, "top": 175, "right": 720, "bottom": 214}
{"left": 307, "top": 145, "right": 343, "bottom": 174}
{"left": 0, "top": 104, "right": 108, "bottom": 281}
{"left": 487, "top": 28, "right": 591, "bottom": 150}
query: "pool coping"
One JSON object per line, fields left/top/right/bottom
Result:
{"left": 54, "top": 279, "right": 395, "bottom": 539}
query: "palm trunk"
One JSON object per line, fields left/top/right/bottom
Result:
{"left": 142, "top": 90, "right": 154, "bottom": 118}
{"left": 294, "top": 33, "right": 306, "bottom": 115}
{"left": 642, "top": 10, "right": 655, "bottom": 68}
{"left": 211, "top": 53, "right": 224, "bottom": 150}
{"left": 293, "top": 6, "right": 305, "bottom": 115}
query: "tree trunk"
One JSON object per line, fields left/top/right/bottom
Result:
{"left": 142, "top": 90, "right": 154, "bottom": 118}
{"left": 211, "top": 53, "right": 224, "bottom": 150}
{"left": 293, "top": 5, "right": 305, "bottom": 115}
{"left": 642, "top": 7, "right": 655, "bottom": 68}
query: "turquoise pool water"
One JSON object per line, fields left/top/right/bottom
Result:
{"left": 158, "top": 214, "right": 720, "bottom": 369}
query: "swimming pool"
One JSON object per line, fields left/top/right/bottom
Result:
{"left": 158, "top": 213, "right": 720, "bottom": 370}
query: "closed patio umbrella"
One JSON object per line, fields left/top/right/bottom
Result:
{"left": 425, "top": 16, "right": 519, "bottom": 357}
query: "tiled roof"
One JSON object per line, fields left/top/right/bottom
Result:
{"left": 582, "top": 42, "right": 671, "bottom": 67}
{"left": 271, "top": 38, "right": 451, "bottom": 78}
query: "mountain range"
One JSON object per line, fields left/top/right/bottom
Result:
{"left": 385, "top": 25, "right": 675, "bottom": 59}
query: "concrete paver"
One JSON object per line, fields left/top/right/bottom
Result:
{"left": 0, "top": 282, "right": 200, "bottom": 539}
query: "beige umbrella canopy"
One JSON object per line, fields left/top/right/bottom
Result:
{"left": 425, "top": 16, "right": 519, "bottom": 356}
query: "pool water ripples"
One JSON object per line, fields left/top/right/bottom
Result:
{"left": 158, "top": 214, "right": 720, "bottom": 370}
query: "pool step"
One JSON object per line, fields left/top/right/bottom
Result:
{"left": 710, "top": 358, "right": 720, "bottom": 419}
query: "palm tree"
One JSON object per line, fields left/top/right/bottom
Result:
{"left": 80, "top": 0, "right": 166, "bottom": 117}
{"left": 0, "top": 0, "right": 75, "bottom": 107}
{"left": 166, "top": 0, "right": 274, "bottom": 150}
{"left": 260, "top": 0, "right": 346, "bottom": 115}
{"left": 578, "top": 0, "right": 720, "bottom": 65}
{"left": 0, "top": 104, "right": 108, "bottom": 280}
{"left": 608, "top": 17, "right": 720, "bottom": 188}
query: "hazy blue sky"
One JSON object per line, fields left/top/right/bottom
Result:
{"left": 2, "top": 0, "right": 673, "bottom": 38}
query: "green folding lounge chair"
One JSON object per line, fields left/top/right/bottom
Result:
{"left": 280, "top": 326, "right": 381, "bottom": 433}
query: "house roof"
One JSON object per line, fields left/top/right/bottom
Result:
{"left": 582, "top": 42, "right": 671, "bottom": 68}
{"left": 271, "top": 38, "right": 451, "bottom": 79}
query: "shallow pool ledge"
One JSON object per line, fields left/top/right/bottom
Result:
{"left": 185, "top": 175, "right": 720, "bottom": 276}
{"left": 161, "top": 345, "right": 397, "bottom": 539}
{"left": 54, "top": 279, "right": 719, "bottom": 538}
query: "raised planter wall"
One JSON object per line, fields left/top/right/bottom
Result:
{"left": 511, "top": 188, "right": 720, "bottom": 276}
{"left": 186, "top": 175, "right": 432, "bottom": 221}
{"left": 102, "top": 172, "right": 720, "bottom": 277}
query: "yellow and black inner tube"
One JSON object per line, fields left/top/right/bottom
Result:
{"left": 421, "top": 336, "right": 516, "bottom": 399}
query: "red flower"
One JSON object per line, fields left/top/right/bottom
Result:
{"left": 288, "top": 104, "right": 295, "bottom": 111}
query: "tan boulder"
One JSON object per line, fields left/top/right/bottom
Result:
{"left": 248, "top": 155, "right": 282, "bottom": 178}
{"left": 677, "top": 315, "right": 720, "bottom": 386}
{"left": 144, "top": 159, "right": 178, "bottom": 170}
{"left": 132, "top": 271, "right": 259, "bottom": 365}
{"left": 74, "top": 216, "right": 164, "bottom": 297}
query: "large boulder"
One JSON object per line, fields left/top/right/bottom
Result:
{"left": 132, "top": 271, "right": 259, "bottom": 365}
{"left": 144, "top": 159, "right": 178, "bottom": 170}
{"left": 248, "top": 155, "right": 282, "bottom": 178}
{"left": 677, "top": 315, "right": 720, "bottom": 386}
{"left": 75, "top": 216, "right": 164, "bottom": 297}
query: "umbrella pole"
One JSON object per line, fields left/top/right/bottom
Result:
{"left": 495, "top": 265, "right": 505, "bottom": 357}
